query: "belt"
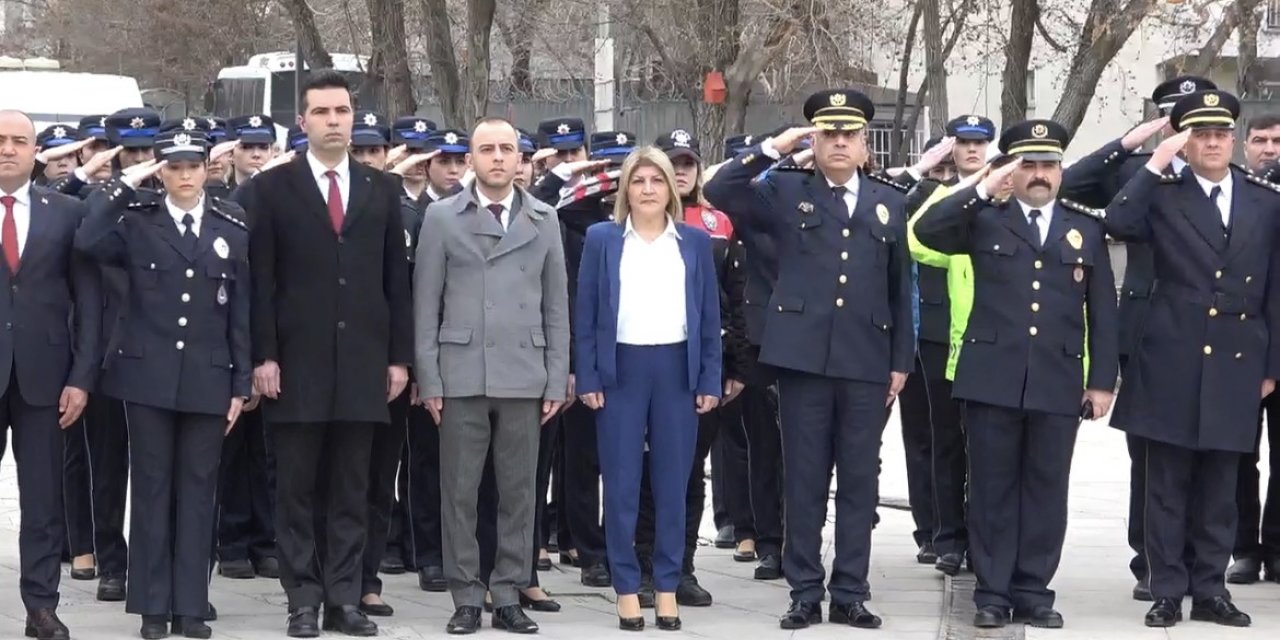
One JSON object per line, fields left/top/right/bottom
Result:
{"left": 1152, "top": 281, "right": 1260, "bottom": 315}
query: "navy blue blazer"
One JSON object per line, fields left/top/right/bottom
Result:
{"left": 574, "top": 220, "right": 722, "bottom": 397}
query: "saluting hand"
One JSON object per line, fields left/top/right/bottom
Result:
{"left": 695, "top": 395, "right": 720, "bottom": 415}
{"left": 792, "top": 148, "right": 816, "bottom": 169}
{"left": 253, "top": 360, "right": 281, "bottom": 399}
{"left": 558, "top": 159, "right": 612, "bottom": 177}
{"left": 886, "top": 372, "right": 908, "bottom": 407}
{"left": 82, "top": 145, "right": 124, "bottom": 178}
{"left": 979, "top": 157, "right": 1021, "bottom": 197}
{"left": 387, "top": 365, "right": 409, "bottom": 402}
{"left": 389, "top": 150, "right": 440, "bottom": 176}
{"left": 122, "top": 159, "right": 166, "bottom": 189}
{"left": 1120, "top": 117, "right": 1170, "bottom": 152}
{"left": 531, "top": 148, "right": 558, "bottom": 165}
{"left": 259, "top": 150, "right": 296, "bottom": 173}
{"left": 209, "top": 139, "right": 240, "bottom": 163}
{"left": 1147, "top": 130, "right": 1191, "bottom": 173}
{"left": 58, "top": 386, "right": 89, "bottom": 428}
{"left": 911, "top": 136, "right": 955, "bottom": 175}
{"left": 36, "top": 138, "right": 93, "bottom": 164}
{"left": 385, "top": 144, "right": 410, "bottom": 169}
{"left": 226, "top": 397, "right": 245, "bottom": 435}
{"left": 1082, "top": 389, "right": 1114, "bottom": 420}
{"left": 768, "top": 127, "right": 820, "bottom": 155}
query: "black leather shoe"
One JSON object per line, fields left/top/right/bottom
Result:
{"left": 139, "top": 615, "right": 169, "bottom": 640}
{"left": 1132, "top": 579, "right": 1152, "bottom": 602}
{"left": 97, "top": 576, "right": 126, "bottom": 602}
{"left": 492, "top": 605, "right": 539, "bottom": 633}
{"left": 204, "top": 604, "right": 217, "bottom": 622}
{"left": 535, "top": 557, "right": 552, "bottom": 572}
{"left": 755, "top": 554, "right": 782, "bottom": 580}
{"left": 916, "top": 543, "right": 937, "bottom": 564}
{"left": 1190, "top": 596, "right": 1251, "bottom": 627}
{"left": 217, "top": 559, "right": 254, "bottom": 579}
{"left": 418, "top": 566, "right": 448, "bottom": 592}
{"left": 779, "top": 601, "right": 822, "bottom": 629}
{"left": 286, "top": 607, "right": 320, "bottom": 638}
{"left": 446, "top": 606, "right": 482, "bottom": 635}
{"left": 733, "top": 542, "right": 757, "bottom": 562}
{"left": 322, "top": 605, "right": 377, "bottom": 636}
{"left": 973, "top": 605, "right": 1009, "bottom": 628}
{"left": 618, "top": 615, "right": 644, "bottom": 631}
{"left": 379, "top": 555, "right": 406, "bottom": 575}
{"left": 24, "top": 609, "right": 70, "bottom": 640}
{"left": 254, "top": 557, "right": 280, "bottom": 579}
{"left": 675, "top": 574, "right": 712, "bottom": 606}
{"left": 519, "top": 593, "right": 561, "bottom": 613}
{"left": 1265, "top": 557, "right": 1280, "bottom": 582}
{"left": 558, "top": 552, "right": 580, "bottom": 567}
{"left": 580, "top": 563, "right": 611, "bottom": 588}
{"left": 1144, "top": 598, "right": 1182, "bottom": 627}
{"left": 829, "top": 601, "right": 882, "bottom": 629}
{"left": 655, "top": 613, "right": 681, "bottom": 631}
{"left": 1226, "top": 557, "right": 1262, "bottom": 584}
{"left": 174, "top": 617, "right": 211, "bottom": 639}
{"left": 358, "top": 600, "right": 394, "bottom": 617}
{"left": 714, "top": 525, "right": 735, "bottom": 549}
{"left": 70, "top": 567, "right": 97, "bottom": 581}
{"left": 935, "top": 552, "right": 963, "bottom": 576}
{"left": 1013, "top": 605, "right": 1064, "bottom": 628}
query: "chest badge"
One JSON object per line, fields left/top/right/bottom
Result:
{"left": 1066, "top": 228, "right": 1083, "bottom": 250}
{"left": 798, "top": 201, "right": 814, "bottom": 214}
{"left": 876, "top": 203, "right": 890, "bottom": 225}
{"left": 700, "top": 210, "right": 718, "bottom": 232}
{"left": 1073, "top": 266, "right": 1085, "bottom": 283}
{"left": 217, "top": 283, "right": 228, "bottom": 305}
{"left": 214, "top": 236, "right": 230, "bottom": 259}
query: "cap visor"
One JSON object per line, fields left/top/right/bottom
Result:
{"left": 159, "top": 150, "right": 206, "bottom": 163}
{"left": 237, "top": 134, "right": 275, "bottom": 145}
{"left": 665, "top": 147, "right": 701, "bottom": 163}
{"left": 953, "top": 131, "right": 992, "bottom": 141}
{"left": 1017, "top": 151, "right": 1062, "bottom": 162}
{"left": 119, "top": 138, "right": 154, "bottom": 149}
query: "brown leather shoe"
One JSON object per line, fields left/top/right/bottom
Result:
{"left": 24, "top": 608, "right": 70, "bottom": 640}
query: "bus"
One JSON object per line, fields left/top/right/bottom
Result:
{"left": 0, "top": 57, "right": 144, "bottom": 132}
{"left": 208, "top": 52, "right": 374, "bottom": 147}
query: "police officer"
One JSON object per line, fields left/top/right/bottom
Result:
{"left": 225, "top": 115, "right": 276, "bottom": 189}
{"left": 704, "top": 89, "right": 913, "bottom": 630}
{"left": 915, "top": 120, "right": 1118, "bottom": 629}
{"left": 536, "top": 117, "right": 589, "bottom": 170}
{"left": 351, "top": 111, "right": 391, "bottom": 169}
{"left": 76, "top": 122, "right": 250, "bottom": 639}
{"left": 199, "top": 117, "right": 232, "bottom": 198}
{"left": 35, "top": 125, "right": 80, "bottom": 183}
{"left": 286, "top": 125, "right": 308, "bottom": 154}
{"left": 1105, "top": 89, "right": 1280, "bottom": 629}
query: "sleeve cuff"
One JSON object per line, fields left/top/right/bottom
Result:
{"left": 974, "top": 183, "right": 990, "bottom": 201}
{"left": 73, "top": 167, "right": 89, "bottom": 183}
{"left": 760, "top": 140, "right": 782, "bottom": 161}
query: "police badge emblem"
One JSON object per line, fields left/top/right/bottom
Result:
{"left": 1066, "top": 228, "right": 1083, "bottom": 250}
{"left": 130, "top": 117, "right": 145, "bottom": 129}
{"left": 830, "top": 93, "right": 847, "bottom": 107}
{"left": 1180, "top": 79, "right": 1196, "bottom": 94}
{"left": 616, "top": 133, "right": 629, "bottom": 145}
{"left": 1073, "top": 266, "right": 1085, "bottom": 283}
{"left": 1204, "top": 93, "right": 1220, "bottom": 107}
{"left": 700, "top": 210, "right": 717, "bottom": 231}
{"left": 53, "top": 126, "right": 66, "bottom": 139}
{"left": 414, "top": 120, "right": 429, "bottom": 133}
{"left": 364, "top": 113, "right": 379, "bottom": 126}
{"left": 556, "top": 123, "right": 571, "bottom": 135}
{"left": 182, "top": 118, "right": 197, "bottom": 131}
{"left": 444, "top": 132, "right": 459, "bottom": 145}
{"left": 798, "top": 202, "right": 814, "bottom": 214}
{"left": 1031, "top": 124, "right": 1049, "bottom": 139}
{"left": 217, "top": 284, "right": 228, "bottom": 306}
{"left": 876, "top": 203, "right": 890, "bottom": 225}
{"left": 248, "top": 115, "right": 263, "bottom": 128}
{"left": 966, "top": 115, "right": 980, "bottom": 126}
{"left": 214, "top": 237, "right": 229, "bottom": 259}
{"left": 173, "top": 133, "right": 192, "bottom": 147}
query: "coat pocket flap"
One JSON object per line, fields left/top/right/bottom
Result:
{"left": 771, "top": 296, "right": 805, "bottom": 313}
{"left": 531, "top": 329, "right": 547, "bottom": 347}
{"left": 870, "top": 312, "right": 894, "bottom": 331}
{"left": 963, "top": 326, "right": 997, "bottom": 344}
{"left": 439, "top": 327, "right": 473, "bottom": 345}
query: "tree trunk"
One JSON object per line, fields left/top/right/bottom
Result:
{"left": 366, "top": 0, "right": 416, "bottom": 117}
{"left": 718, "top": 2, "right": 800, "bottom": 155}
{"left": 1237, "top": 0, "right": 1262, "bottom": 98}
{"left": 889, "top": 2, "right": 923, "bottom": 165}
{"left": 1187, "top": 4, "right": 1241, "bottom": 77}
{"left": 276, "top": 0, "right": 333, "bottom": 69}
{"left": 922, "top": 0, "right": 949, "bottom": 133}
{"left": 1051, "top": 0, "right": 1157, "bottom": 135}
{"left": 1001, "top": 0, "right": 1039, "bottom": 126}
{"left": 421, "top": 0, "right": 463, "bottom": 126}
{"left": 496, "top": 0, "right": 547, "bottom": 95}
{"left": 461, "top": 0, "right": 497, "bottom": 126}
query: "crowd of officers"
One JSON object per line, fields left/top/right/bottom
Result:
{"left": 2, "top": 69, "right": 1280, "bottom": 638}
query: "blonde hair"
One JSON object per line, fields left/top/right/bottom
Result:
{"left": 612, "top": 146, "right": 683, "bottom": 225}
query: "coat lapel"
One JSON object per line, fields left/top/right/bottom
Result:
{"left": 1176, "top": 172, "right": 1228, "bottom": 254}
{"left": 605, "top": 225, "right": 623, "bottom": 320}
{"left": 289, "top": 155, "right": 332, "bottom": 228}
{"left": 850, "top": 174, "right": 880, "bottom": 228}
{"left": 1043, "top": 204, "right": 1071, "bottom": 250}
{"left": 488, "top": 193, "right": 537, "bottom": 261}
{"left": 148, "top": 209, "right": 196, "bottom": 262}
{"left": 1224, "top": 168, "right": 1261, "bottom": 264}
{"left": 342, "top": 160, "right": 372, "bottom": 233}
{"left": 16, "top": 190, "right": 53, "bottom": 274}
{"left": 805, "top": 173, "right": 847, "bottom": 227}
{"left": 1000, "top": 202, "right": 1041, "bottom": 249}
{"left": 677, "top": 226, "right": 697, "bottom": 317}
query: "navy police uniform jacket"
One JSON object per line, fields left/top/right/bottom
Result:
{"left": 704, "top": 147, "right": 914, "bottom": 382}
{"left": 1104, "top": 166, "right": 1280, "bottom": 453}
{"left": 77, "top": 178, "right": 252, "bottom": 415}
{"left": 915, "top": 186, "right": 1119, "bottom": 416}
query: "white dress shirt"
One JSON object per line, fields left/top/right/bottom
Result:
{"left": 0, "top": 181, "right": 32, "bottom": 256}
{"left": 1016, "top": 199, "right": 1053, "bottom": 245}
{"left": 424, "top": 185, "right": 448, "bottom": 203}
{"left": 166, "top": 195, "right": 205, "bottom": 236}
{"left": 307, "top": 151, "right": 350, "bottom": 213}
{"left": 1193, "top": 171, "right": 1233, "bottom": 228}
{"left": 475, "top": 187, "right": 517, "bottom": 230}
{"left": 616, "top": 218, "right": 687, "bottom": 345}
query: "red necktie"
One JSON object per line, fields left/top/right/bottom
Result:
{"left": 325, "top": 170, "right": 344, "bottom": 234}
{"left": 1, "top": 195, "right": 19, "bottom": 274}
{"left": 487, "top": 203, "right": 505, "bottom": 231}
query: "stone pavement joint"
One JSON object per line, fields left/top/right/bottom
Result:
{"left": 939, "top": 574, "right": 1023, "bottom": 640}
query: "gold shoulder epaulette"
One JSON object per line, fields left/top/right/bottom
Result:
{"left": 209, "top": 199, "right": 249, "bottom": 230}
{"left": 1059, "top": 198, "right": 1106, "bottom": 220}
{"left": 867, "top": 171, "right": 909, "bottom": 193}
{"left": 1244, "top": 172, "right": 1280, "bottom": 194}
{"left": 1159, "top": 173, "right": 1181, "bottom": 184}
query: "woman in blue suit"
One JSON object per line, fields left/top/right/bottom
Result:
{"left": 575, "top": 146, "right": 723, "bottom": 631}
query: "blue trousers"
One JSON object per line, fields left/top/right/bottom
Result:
{"left": 597, "top": 343, "right": 698, "bottom": 594}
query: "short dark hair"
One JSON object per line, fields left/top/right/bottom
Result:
{"left": 471, "top": 116, "right": 516, "bottom": 134}
{"left": 1247, "top": 114, "right": 1280, "bottom": 135}
{"left": 300, "top": 71, "right": 352, "bottom": 112}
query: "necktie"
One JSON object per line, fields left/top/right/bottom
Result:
{"left": 181, "top": 213, "right": 198, "bottom": 254}
{"left": 1210, "top": 185, "right": 1228, "bottom": 230}
{"left": 325, "top": 170, "right": 344, "bottom": 234}
{"left": 1028, "top": 209, "right": 1043, "bottom": 248}
{"left": 1, "top": 195, "right": 19, "bottom": 274}
{"left": 831, "top": 186, "right": 849, "bottom": 217}
{"left": 487, "top": 203, "right": 505, "bottom": 231}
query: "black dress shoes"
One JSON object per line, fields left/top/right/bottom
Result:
{"left": 492, "top": 605, "right": 539, "bottom": 634}
{"left": 916, "top": 543, "right": 938, "bottom": 564}
{"left": 1144, "top": 598, "right": 1181, "bottom": 627}
{"left": 379, "top": 555, "right": 406, "bottom": 575}
{"left": 1266, "top": 557, "right": 1280, "bottom": 582}
{"left": 70, "top": 566, "right": 97, "bottom": 581}
{"left": 1189, "top": 596, "right": 1251, "bottom": 627}
{"left": 418, "top": 566, "right": 448, "bottom": 592}
{"left": 322, "top": 605, "right": 377, "bottom": 636}
{"left": 714, "top": 525, "right": 735, "bottom": 549}
{"left": 97, "top": 576, "right": 126, "bottom": 602}
{"left": 358, "top": 600, "right": 394, "bottom": 617}
{"left": 617, "top": 615, "right": 644, "bottom": 631}
{"left": 254, "top": 557, "right": 280, "bottom": 579}
{"left": 287, "top": 607, "right": 320, "bottom": 638}
{"left": 217, "top": 559, "right": 254, "bottom": 579}
{"left": 519, "top": 592, "right": 561, "bottom": 612}
{"left": 24, "top": 609, "right": 70, "bottom": 640}
{"left": 446, "top": 606, "right": 483, "bottom": 635}
{"left": 829, "top": 601, "right": 882, "bottom": 629}
{"left": 935, "top": 552, "right": 963, "bottom": 576}
{"left": 655, "top": 613, "right": 681, "bottom": 631}
{"left": 973, "top": 605, "right": 1010, "bottom": 628}
{"left": 173, "top": 617, "right": 211, "bottom": 639}
{"left": 676, "top": 574, "right": 713, "bottom": 606}
{"left": 1226, "top": 557, "right": 1262, "bottom": 584}
{"left": 754, "top": 554, "right": 782, "bottom": 580}
{"left": 779, "top": 601, "right": 823, "bottom": 629}
{"left": 1132, "top": 579, "right": 1152, "bottom": 601}
{"left": 535, "top": 557, "right": 552, "bottom": 572}
{"left": 1013, "top": 605, "right": 1064, "bottom": 628}
{"left": 205, "top": 603, "right": 217, "bottom": 622}
{"left": 580, "top": 563, "right": 611, "bottom": 588}
{"left": 140, "top": 615, "right": 169, "bottom": 640}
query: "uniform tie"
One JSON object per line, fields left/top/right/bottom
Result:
{"left": 325, "top": 170, "right": 344, "bottom": 234}
{"left": 487, "top": 203, "right": 505, "bottom": 231}
{"left": 1, "top": 195, "right": 19, "bottom": 274}
{"left": 1210, "top": 185, "right": 1229, "bottom": 232}
{"left": 1028, "top": 209, "right": 1043, "bottom": 248}
{"left": 180, "top": 213, "right": 198, "bottom": 254}
{"left": 831, "top": 186, "right": 850, "bottom": 217}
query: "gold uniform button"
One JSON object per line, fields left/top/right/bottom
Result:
{"left": 186, "top": 269, "right": 195, "bottom": 278}
{"left": 1029, "top": 327, "right": 1038, "bottom": 336}
{"left": 993, "top": 244, "right": 1000, "bottom": 251}
{"left": 1209, "top": 308, "right": 1218, "bottom": 317}
{"left": 839, "top": 275, "right": 847, "bottom": 284}
{"left": 1031, "top": 302, "right": 1040, "bottom": 312}
{"left": 1204, "top": 345, "right": 1213, "bottom": 355}
{"left": 841, "top": 251, "right": 849, "bottom": 261}
{"left": 1034, "top": 260, "right": 1043, "bottom": 269}
{"left": 1032, "top": 281, "right": 1041, "bottom": 290}
{"left": 836, "top": 298, "right": 845, "bottom": 307}
{"left": 176, "top": 341, "right": 185, "bottom": 350}
{"left": 842, "top": 229, "right": 850, "bottom": 238}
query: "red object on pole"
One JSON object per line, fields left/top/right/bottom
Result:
{"left": 704, "top": 71, "right": 726, "bottom": 104}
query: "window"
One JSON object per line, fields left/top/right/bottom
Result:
{"left": 1268, "top": 0, "right": 1280, "bottom": 31}
{"left": 1026, "top": 69, "right": 1037, "bottom": 116}
{"left": 211, "top": 78, "right": 266, "bottom": 118}
{"left": 865, "top": 123, "right": 924, "bottom": 170}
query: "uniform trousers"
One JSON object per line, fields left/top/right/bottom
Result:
{"left": 393, "top": 401, "right": 442, "bottom": 570}
{"left": 361, "top": 394, "right": 409, "bottom": 596}
{"left": 738, "top": 381, "right": 783, "bottom": 557}
{"left": 963, "top": 402, "right": 1077, "bottom": 610}
{"left": 559, "top": 401, "right": 607, "bottom": 568}
{"left": 777, "top": 370, "right": 885, "bottom": 605}
{"left": 1235, "top": 393, "right": 1280, "bottom": 561}
{"left": 216, "top": 409, "right": 275, "bottom": 565}
{"left": 1141, "top": 436, "right": 1239, "bottom": 601}
{"left": 714, "top": 400, "right": 755, "bottom": 545}
{"left": 597, "top": 343, "right": 698, "bottom": 595}
{"left": 0, "top": 375, "right": 66, "bottom": 611}
{"left": 899, "top": 342, "right": 966, "bottom": 555}
{"left": 123, "top": 403, "right": 223, "bottom": 617}
{"left": 272, "top": 421, "right": 374, "bottom": 609}
{"left": 85, "top": 393, "right": 130, "bottom": 580}
{"left": 62, "top": 418, "right": 95, "bottom": 559}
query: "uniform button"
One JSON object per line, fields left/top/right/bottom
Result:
{"left": 733, "top": 260, "right": 740, "bottom": 268}
{"left": 1215, "top": 270, "right": 1223, "bottom": 279}
{"left": 178, "top": 317, "right": 188, "bottom": 327}
{"left": 338, "top": 277, "right": 346, "bottom": 285}
{"left": 486, "top": 341, "right": 495, "bottom": 348}
{"left": 1204, "top": 345, "right": 1213, "bottom": 355}
{"left": 186, "top": 269, "right": 194, "bottom": 278}
{"left": 1241, "top": 313, "right": 1248, "bottom": 321}
{"left": 337, "top": 321, "right": 346, "bottom": 329}
{"left": 1209, "top": 308, "right": 1218, "bottom": 317}
{"left": 1029, "top": 326, "right": 1038, "bottom": 336}
{"left": 1031, "top": 302, "right": 1040, "bottom": 312}
{"left": 1246, "top": 275, "right": 1253, "bottom": 283}
{"left": 777, "top": 305, "right": 783, "bottom": 311}
{"left": 842, "top": 229, "right": 850, "bottom": 238}
{"left": 836, "top": 298, "right": 844, "bottom": 307}
{"left": 993, "top": 244, "right": 1000, "bottom": 251}
{"left": 149, "top": 263, "right": 156, "bottom": 270}
{"left": 1237, "top": 352, "right": 1244, "bottom": 359}
{"left": 1032, "top": 281, "right": 1041, "bottom": 290}
{"left": 841, "top": 251, "right": 848, "bottom": 261}
{"left": 839, "top": 275, "right": 847, "bottom": 284}
{"left": 1034, "top": 260, "right": 1042, "bottom": 269}
{"left": 181, "top": 293, "right": 190, "bottom": 303}
{"left": 176, "top": 341, "right": 185, "bottom": 350}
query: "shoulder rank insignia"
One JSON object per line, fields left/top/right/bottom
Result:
{"left": 1244, "top": 171, "right": 1280, "bottom": 194}
{"left": 1059, "top": 198, "right": 1106, "bottom": 220}
{"left": 867, "top": 171, "right": 909, "bottom": 193}
{"left": 209, "top": 199, "right": 249, "bottom": 230}
{"left": 1158, "top": 172, "right": 1182, "bottom": 184}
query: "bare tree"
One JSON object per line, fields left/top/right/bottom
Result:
{"left": 888, "top": 2, "right": 923, "bottom": 164}
{"left": 367, "top": 0, "right": 416, "bottom": 116}
{"left": 1001, "top": 0, "right": 1039, "bottom": 126}
{"left": 420, "top": 0, "right": 496, "bottom": 127}
{"left": 1050, "top": 0, "right": 1159, "bottom": 135}
{"left": 277, "top": 0, "right": 335, "bottom": 69}
{"left": 495, "top": 0, "right": 551, "bottom": 95}
{"left": 922, "top": 0, "right": 949, "bottom": 133}
{"left": 1236, "top": 0, "right": 1262, "bottom": 97}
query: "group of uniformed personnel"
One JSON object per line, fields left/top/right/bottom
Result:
{"left": 4, "top": 68, "right": 1280, "bottom": 640}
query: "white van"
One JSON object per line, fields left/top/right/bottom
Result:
{"left": 0, "top": 57, "right": 144, "bottom": 132}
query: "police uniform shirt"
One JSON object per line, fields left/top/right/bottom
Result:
{"left": 167, "top": 195, "right": 204, "bottom": 236}
{"left": 424, "top": 185, "right": 449, "bottom": 203}
{"left": 307, "top": 151, "right": 350, "bottom": 212}
{"left": 617, "top": 217, "right": 687, "bottom": 345}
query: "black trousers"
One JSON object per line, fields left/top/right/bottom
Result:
{"left": 0, "top": 375, "right": 66, "bottom": 611}
{"left": 709, "top": 434, "right": 730, "bottom": 531}
{"left": 216, "top": 408, "right": 275, "bottom": 564}
{"left": 636, "top": 407, "right": 722, "bottom": 574}
{"left": 1142, "top": 437, "right": 1239, "bottom": 601}
{"left": 1235, "top": 393, "right": 1280, "bottom": 560}
{"left": 62, "top": 418, "right": 95, "bottom": 557}
{"left": 361, "top": 395, "right": 409, "bottom": 595}
{"left": 272, "top": 421, "right": 374, "bottom": 609}
{"left": 123, "top": 404, "right": 223, "bottom": 617}
{"left": 392, "top": 402, "right": 442, "bottom": 570}
{"left": 735, "top": 384, "right": 784, "bottom": 557}
{"left": 479, "top": 417, "right": 557, "bottom": 588}
{"left": 559, "top": 401, "right": 607, "bottom": 568}
{"left": 777, "top": 371, "right": 884, "bottom": 605}
{"left": 902, "top": 342, "right": 967, "bottom": 555}
{"left": 714, "top": 399, "right": 755, "bottom": 544}
{"left": 84, "top": 393, "right": 129, "bottom": 580}
{"left": 964, "top": 402, "right": 1077, "bottom": 610}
